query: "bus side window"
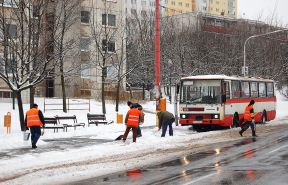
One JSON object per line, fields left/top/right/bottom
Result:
{"left": 250, "top": 82, "right": 258, "bottom": 98}
{"left": 267, "top": 82, "right": 274, "bottom": 97}
{"left": 241, "top": 81, "right": 250, "bottom": 98}
{"left": 259, "top": 82, "right": 266, "bottom": 97}
{"left": 225, "top": 82, "right": 230, "bottom": 99}
{"left": 231, "top": 81, "right": 240, "bottom": 99}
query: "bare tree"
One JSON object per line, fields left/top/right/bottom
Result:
{"left": 0, "top": 0, "right": 57, "bottom": 131}
{"left": 53, "top": 0, "right": 80, "bottom": 112}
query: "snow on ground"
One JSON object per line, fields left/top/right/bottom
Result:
{"left": 0, "top": 93, "right": 287, "bottom": 184}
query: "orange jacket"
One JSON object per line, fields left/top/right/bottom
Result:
{"left": 244, "top": 105, "right": 254, "bottom": 121}
{"left": 26, "top": 108, "right": 43, "bottom": 127}
{"left": 125, "top": 108, "right": 141, "bottom": 127}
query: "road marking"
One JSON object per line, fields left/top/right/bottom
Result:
{"left": 182, "top": 172, "right": 217, "bottom": 185}
{"left": 267, "top": 145, "right": 288, "bottom": 154}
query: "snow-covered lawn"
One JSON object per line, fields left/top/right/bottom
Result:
{"left": 0, "top": 94, "right": 287, "bottom": 185}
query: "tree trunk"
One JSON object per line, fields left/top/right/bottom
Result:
{"left": 142, "top": 83, "right": 145, "bottom": 100}
{"left": 101, "top": 69, "right": 106, "bottom": 114}
{"left": 15, "top": 91, "right": 26, "bottom": 131}
{"left": 29, "top": 87, "right": 34, "bottom": 108}
{"left": 115, "top": 80, "right": 120, "bottom": 112}
{"left": 60, "top": 73, "right": 67, "bottom": 112}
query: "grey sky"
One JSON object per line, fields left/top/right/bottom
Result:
{"left": 238, "top": 0, "right": 288, "bottom": 26}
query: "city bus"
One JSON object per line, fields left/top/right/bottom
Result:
{"left": 178, "top": 75, "right": 276, "bottom": 130}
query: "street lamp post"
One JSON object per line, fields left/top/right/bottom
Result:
{"left": 243, "top": 29, "right": 288, "bottom": 76}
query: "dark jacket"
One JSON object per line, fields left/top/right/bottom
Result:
{"left": 157, "top": 111, "right": 175, "bottom": 129}
{"left": 25, "top": 110, "right": 45, "bottom": 127}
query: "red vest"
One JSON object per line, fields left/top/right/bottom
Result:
{"left": 244, "top": 105, "right": 254, "bottom": 121}
{"left": 26, "top": 108, "right": 43, "bottom": 127}
{"left": 127, "top": 109, "right": 141, "bottom": 127}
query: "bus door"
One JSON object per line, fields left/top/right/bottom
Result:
{"left": 222, "top": 80, "right": 231, "bottom": 119}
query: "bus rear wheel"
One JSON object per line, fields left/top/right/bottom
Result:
{"left": 232, "top": 114, "right": 239, "bottom": 128}
{"left": 261, "top": 111, "right": 267, "bottom": 124}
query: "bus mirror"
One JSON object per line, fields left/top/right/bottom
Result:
{"left": 176, "top": 84, "right": 180, "bottom": 94}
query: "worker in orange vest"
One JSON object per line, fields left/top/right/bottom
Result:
{"left": 25, "top": 104, "right": 45, "bottom": 149}
{"left": 123, "top": 104, "right": 142, "bottom": 143}
{"left": 239, "top": 100, "right": 257, "bottom": 137}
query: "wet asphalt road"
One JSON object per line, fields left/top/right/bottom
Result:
{"left": 69, "top": 127, "right": 288, "bottom": 185}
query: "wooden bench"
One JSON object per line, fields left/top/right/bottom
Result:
{"left": 87, "top": 113, "right": 113, "bottom": 126}
{"left": 43, "top": 117, "right": 67, "bottom": 132}
{"left": 55, "top": 115, "right": 85, "bottom": 131}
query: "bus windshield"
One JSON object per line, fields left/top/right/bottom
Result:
{"left": 180, "top": 80, "right": 222, "bottom": 104}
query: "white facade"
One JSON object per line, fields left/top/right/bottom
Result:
{"left": 125, "top": 0, "right": 166, "bottom": 17}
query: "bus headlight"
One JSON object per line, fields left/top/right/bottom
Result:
{"left": 213, "top": 114, "right": 219, "bottom": 119}
{"left": 181, "top": 114, "right": 186, "bottom": 119}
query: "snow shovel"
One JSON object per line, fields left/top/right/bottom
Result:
{"left": 115, "top": 134, "right": 124, "bottom": 140}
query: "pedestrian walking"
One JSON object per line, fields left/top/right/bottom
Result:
{"left": 157, "top": 110, "right": 175, "bottom": 137}
{"left": 123, "top": 104, "right": 142, "bottom": 143}
{"left": 239, "top": 100, "right": 257, "bottom": 137}
{"left": 25, "top": 104, "right": 45, "bottom": 149}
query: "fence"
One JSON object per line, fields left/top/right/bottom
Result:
{"left": 43, "top": 97, "right": 90, "bottom": 112}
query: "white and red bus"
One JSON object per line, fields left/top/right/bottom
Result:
{"left": 178, "top": 75, "right": 276, "bottom": 129}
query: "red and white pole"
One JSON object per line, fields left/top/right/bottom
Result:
{"left": 155, "top": 0, "right": 161, "bottom": 112}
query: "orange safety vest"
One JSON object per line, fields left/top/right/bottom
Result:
{"left": 244, "top": 105, "right": 254, "bottom": 121}
{"left": 26, "top": 108, "right": 43, "bottom": 127}
{"left": 127, "top": 108, "right": 141, "bottom": 127}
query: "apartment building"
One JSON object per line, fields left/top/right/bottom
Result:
{"left": 47, "top": 0, "right": 127, "bottom": 99}
{"left": 0, "top": 0, "right": 127, "bottom": 103}
{"left": 165, "top": 0, "right": 196, "bottom": 16}
{"left": 0, "top": 0, "right": 30, "bottom": 103}
{"left": 196, "top": 0, "right": 238, "bottom": 18}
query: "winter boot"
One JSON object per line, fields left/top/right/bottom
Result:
{"left": 239, "top": 130, "right": 243, "bottom": 137}
{"left": 252, "top": 131, "right": 257, "bottom": 137}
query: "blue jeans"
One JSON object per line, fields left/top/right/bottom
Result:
{"left": 137, "top": 126, "right": 142, "bottom": 137}
{"left": 30, "top": 126, "right": 41, "bottom": 145}
{"left": 161, "top": 119, "right": 173, "bottom": 137}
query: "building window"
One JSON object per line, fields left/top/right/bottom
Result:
{"left": 178, "top": 2, "right": 182, "bottom": 6}
{"left": 80, "top": 89, "right": 91, "bottom": 96}
{"left": 106, "top": 65, "right": 118, "bottom": 80}
{"left": 102, "top": 39, "right": 115, "bottom": 52}
{"left": 0, "top": 91, "right": 12, "bottom": 98}
{"left": 80, "top": 37, "right": 90, "bottom": 51}
{"left": 141, "top": 0, "right": 146, "bottom": 6}
{"left": 216, "top": 8, "right": 219, "bottom": 12}
{"left": 216, "top": 1, "right": 219, "bottom": 4}
{"left": 186, "top": 3, "right": 189, "bottom": 7}
{"left": 32, "top": 4, "right": 40, "bottom": 17}
{"left": 131, "top": 9, "right": 137, "bottom": 15}
{"left": 102, "top": 14, "right": 116, "bottom": 26}
{"left": 209, "top": 0, "right": 213, "bottom": 3}
{"left": 81, "top": 64, "right": 90, "bottom": 78}
{"left": 81, "top": 11, "right": 90, "bottom": 23}
{"left": 5, "top": 24, "right": 17, "bottom": 39}
{"left": 171, "top": 1, "right": 175, "bottom": 5}
{"left": 141, "top": 10, "right": 147, "bottom": 17}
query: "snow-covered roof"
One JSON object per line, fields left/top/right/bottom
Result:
{"left": 181, "top": 75, "right": 274, "bottom": 82}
